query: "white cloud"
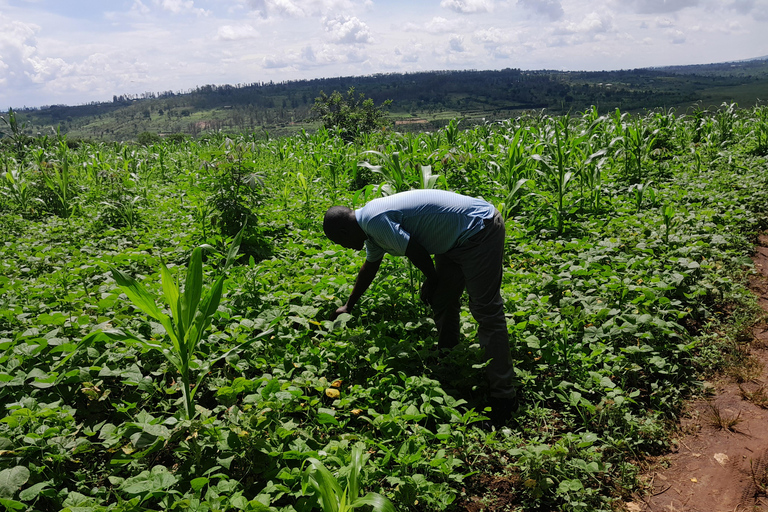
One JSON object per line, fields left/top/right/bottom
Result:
{"left": 246, "top": 0, "right": 360, "bottom": 18}
{"left": 667, "top": 28, "right": 686, "bottom": 43}
{"left": 630, "top": 0, "right": 699, "bottom": 14}
{"left": 154, "top": 0, "right": 210, "bottom": 16}
{"left": 395, "top": 46, "right": 420, "bottom": 63}
{"left": 0, "top": 17, "right": 41, "bottom": 90}
{"left": 448, "top": 34, "right": 466, "bottom": 52}
{"left": 728, "top": 0, "right": 768, "bottom": 21}
{"left": 216, "top": 24, "right": 259, "bottom": 40}
{"left": 555, "top": 12, "right": 613, "bottom": 36}
{"left": 263, "top": 53, "right": 289, "bottom": 68}
{"left": 440, "top": 0, "right": 494, "bottom": 15}
{"left": 323, "top": 15, "right": 373, "bottom": 44}
{"left": 517, "top": 0, "right": 564, "bottom": 21}
{"left": 473, "top": 27, "right": 518, "bottom": 57}
{"left": 473, "top": 27, "right": 510, "bottom": 45}
{"left": 402, "top": 16, "right": 466, "bottom": 34}
{"left": 424, "top": 16, "right": 465, "bottom": 33}
{"left": 249, "top": 0, "right": 305, "bottom": 17}
{"left": 2, "top": 0, "right": 768, "bottom": 107}
{"left": 132, "top": 0, "right": 151, "bottom": 15}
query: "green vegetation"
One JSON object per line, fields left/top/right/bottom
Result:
{"left": 5, "top": 58, "right": 768, "bottom": 142}
{"left": 311, "top": 88, "right": 392, "bottom": 143}
{"left": 0, "top": 103, "right": 767, "bottom": 511}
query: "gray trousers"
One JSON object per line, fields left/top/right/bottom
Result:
{"left": 432, "top": 210, "right": 516, "bottom": 399}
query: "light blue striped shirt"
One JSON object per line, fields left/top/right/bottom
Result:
{"left": 355, "top": 190, "right": 495, "bottom": 262}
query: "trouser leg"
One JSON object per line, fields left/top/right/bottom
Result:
{"left": 446, "top": 211, "right": 516, "bottom": 399}
{"left": 431, "top": 254, "right": 465, "bottom": 350}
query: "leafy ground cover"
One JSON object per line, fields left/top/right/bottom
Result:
{"left": 1, "top": 104, "right": 768, "bottom": 511}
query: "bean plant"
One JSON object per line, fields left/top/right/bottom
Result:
{"left": 0, "top": 105, "right": 767, "bottom": 512}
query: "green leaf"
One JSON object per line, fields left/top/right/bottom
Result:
{"left": 262, "top": 379, "right": 279, "bottom": 398}
{"left": 303, "top": 458, "right": 343, "bottom": 512}
{"left": 223, "top": 224, "right": 245, "bottom": 272}
{"left": 19, "top": 481, "right": 50, "bottom": 502}
{"left": 0, "top": 466, "right": 29, "bottom": 499}
{"left": 557, "top": 478, "right": 583, "bottom": 493}
{"left": 120, "top": 465, "right": 178, "bottom": 495}
{"left": 160, "top": 263, "right": 181, "bottom": 331}
{"left": 187, "top": 275, "right": 224, "bottom": 356}
{"left": 190, "top": 477, "right": 209, "bottom": 491}
{"left": 111, "top": 267, "right": 164, "bottom": 321}
{"left": 348, "top": 444, "right": 364, "bottom": 502}
{"left": 0, "top": 498, "right": 25, "bottom": 510}
{"left": 350, "top": 492, "right": 396, "bottom": 512}
{"left": 181, "top": 247, "right": 204, "bottom": 336}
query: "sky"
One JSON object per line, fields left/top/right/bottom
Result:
{"left": 0, "top": 0, "right": 766, "bottom": 109}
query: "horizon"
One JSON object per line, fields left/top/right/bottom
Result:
{"left": 2, "top": 0, "right": 767, "bottom": 110}
{"left": 10, "top": 54, "right": 766, "bottom": 112}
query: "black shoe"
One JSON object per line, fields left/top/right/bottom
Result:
{"left": 486, "top": 396, "right": 518, "bottom": 427}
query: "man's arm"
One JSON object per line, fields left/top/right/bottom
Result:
{"left": 405, "top": 239, "right": 439, "bottom": 305}
{"left": 332, "top": 258, "right": 382, "bottom": 319}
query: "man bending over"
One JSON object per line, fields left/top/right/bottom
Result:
{"left": 323, "top": 189, "right": 516, "bottom": 424}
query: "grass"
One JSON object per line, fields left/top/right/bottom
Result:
{"left": 728, "top": 353, "right": 765, "bottom": 383}
{"left": 740, "top": 385, "right": 768, "bottom": 409}
{"left": 705, "top": 401, "right": 744, "bottom": 431}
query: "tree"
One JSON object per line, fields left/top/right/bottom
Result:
{"left": 311, "top": 87, "right": 391, "bottom": 142}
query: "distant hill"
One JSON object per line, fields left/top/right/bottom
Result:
{"left": 9, "top": 57, "right": 768, "bottom": 142}
{"left": 651, "top": 55, "right": 768, "bottom": 75}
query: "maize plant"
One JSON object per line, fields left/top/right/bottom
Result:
{"left": 532, "top": 115, "right": 586, "bottom": 235}
{"left": 101, "top": 227, "right": 270, "bottom": 420}
{"left": 302, "top": 443, "right": 396, "bottom": 512}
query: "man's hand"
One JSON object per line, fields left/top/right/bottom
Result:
{"left": 330, "top": 304, "right": 352, "bottom": 320}
{"left": 420, "top": 277, "right": 437, "bottom": 306}
{"left": 329, "top": 259, "right": 381, "bottom": 321}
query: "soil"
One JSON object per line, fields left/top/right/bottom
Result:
{"left": 625, "top": 234, "right": 768, "bottom": 512}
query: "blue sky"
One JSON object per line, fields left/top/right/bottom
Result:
{"left": 1, "top": 0, "right": 766, "bottom": 108}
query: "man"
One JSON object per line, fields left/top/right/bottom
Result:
{"left": 323, "top": 189, "right": 517, "bottom": 424}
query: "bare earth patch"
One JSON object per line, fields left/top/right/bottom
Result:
{"left": 627, "top": 234, "right": 768, "bottom": 512}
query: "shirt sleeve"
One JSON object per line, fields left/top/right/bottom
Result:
{"left": 365, "top": 213, "right": 411, "bottom": 257}
{"left": 363, "top": 240, "right": 386, "bottom": 262}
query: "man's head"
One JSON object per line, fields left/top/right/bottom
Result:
{"left": 323, "top": 206, "right": 366, "bottom": 250}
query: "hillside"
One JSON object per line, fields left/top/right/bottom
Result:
{"left": 7, "top": 57, "right": 768, "bottom": 142}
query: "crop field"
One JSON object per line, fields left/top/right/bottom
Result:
{"left": 1, "top": 104, "right": 768, "bottom": 511}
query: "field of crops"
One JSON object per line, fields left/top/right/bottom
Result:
{"left": 2, "top": 104, "right": 768, "bottom": 511}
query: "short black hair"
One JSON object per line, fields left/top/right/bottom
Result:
{"left": 323, "top": 206, "right": 354, "bottom": 244}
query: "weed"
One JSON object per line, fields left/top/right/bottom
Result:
{"left": 728, "top": 354, "right": 764, "bottom": 384}
{"left": 705, "top": 401, "right": 743, "bottom": 431}
{"left": 740, "top": 385, "right": 768, "bottom": 409}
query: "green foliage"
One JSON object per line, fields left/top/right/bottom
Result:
{"left": 99, "top": 226, "right": 265, "bottom": 420}
{"left": 137, "top": 131, "right": 162, "bottom": 146}
{"left": 1, "top": 169, "right": 39, "bottom": 216}
{"left": 0, "top": 105, "right": 767, "bottom": 512}
{"left": 0, "top": 108, "right": 31, "bottom": 161}
{"left": 311, "top": 88, "right": 392, "bottom": 142}
{"left": 302, "top": 443, "right": 396, "bottom": 512}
